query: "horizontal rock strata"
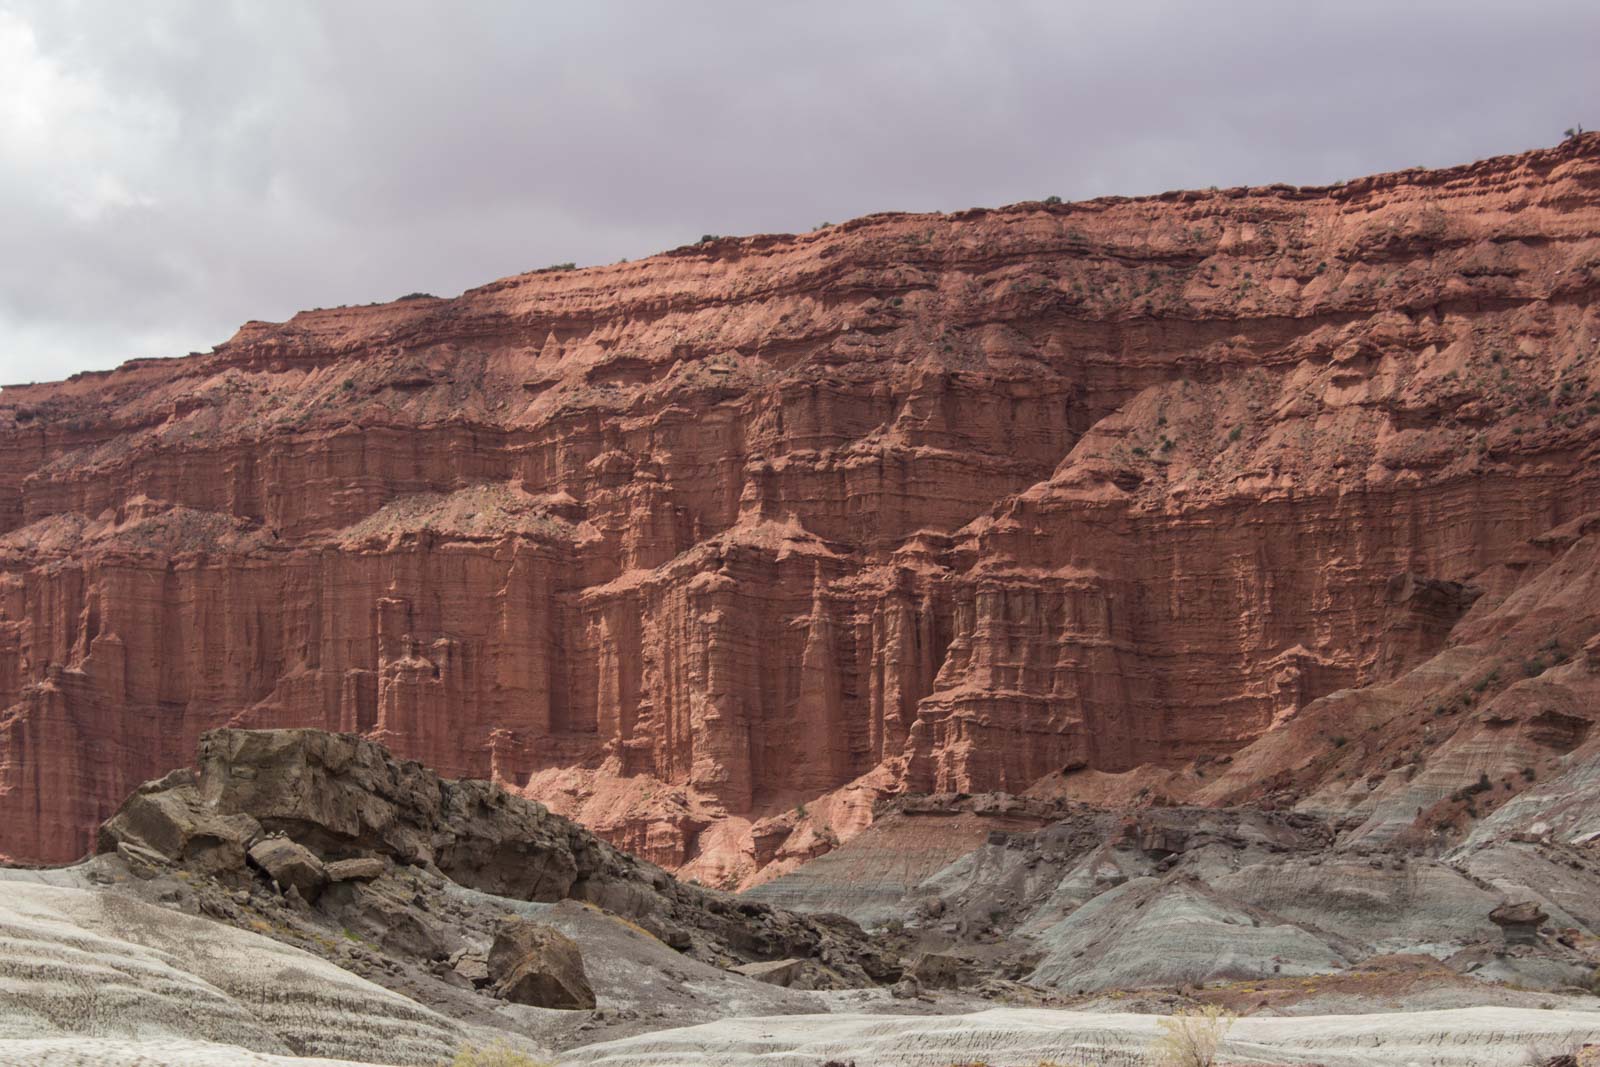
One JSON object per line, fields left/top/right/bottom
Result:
{"left": 2, "top": 135, "right": 1599, "bottom": 877}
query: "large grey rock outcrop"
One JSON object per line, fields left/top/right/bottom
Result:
{"left": 194, "top": 728, "right": 581, "bottom": 901}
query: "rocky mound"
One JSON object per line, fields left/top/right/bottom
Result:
{"left": 98, "top": 728, "right": 895, "bottom": 993}
{"left": 4, "top": 135, "right": 1600, "bottom": 886}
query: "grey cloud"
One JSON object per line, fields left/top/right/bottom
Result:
{"left": 1, "top": 0, "right": 1596, "bottom": 383}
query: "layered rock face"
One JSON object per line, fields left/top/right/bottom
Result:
{"left": 3, "top": 136, "right": 1599, "bottom": 876}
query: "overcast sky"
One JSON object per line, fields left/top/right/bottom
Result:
{"left": 2, "top": 1, "right": 1595, "bottom": 385}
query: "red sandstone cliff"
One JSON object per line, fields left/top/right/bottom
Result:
{"left": 3, "top": 136, "right": 1599, "bottom": 881}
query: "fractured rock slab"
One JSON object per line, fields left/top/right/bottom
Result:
{"left": 488, "top": 919, "right": 596, "bottom": 1010}
{"left": 247, "top": 837, "right": 327, "bottom": 899}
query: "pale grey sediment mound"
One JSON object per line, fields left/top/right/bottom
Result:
{"left": 1213, "top": 856, "right": 1502, "bottom": 954}
{"left": 1459, "top": 736, "right": 1600, "bottom": 851}
{"left": 744, "top": 795, "right": 1083, "bottom": 927}
{"left": 558, "top": 1006, "right": 1600, "bottom": 1067}
{"left": 759, "top": 796, "right": 1600, "bottom": 997}
{"left": 0, "top": 1038, "right": 377, "bottom": 1066}
{"left": 1026, "top": 877, "right": 1351, "bottom": 992}
{"left": 0, "top": 882, "right": 482, "bottom": 1065}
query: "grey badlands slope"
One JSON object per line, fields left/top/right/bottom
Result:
{"left": 0, "top": 877, "right": 472, "bottom": 1066}
{"left": 749, "top": 796, "right": 1600, "bottom": 998}
{"left": 0, "top": 870, "right": 1597, "bottom": 1067}
{"left": 2, "top": 728, "right": 1600, "bottom": 1066}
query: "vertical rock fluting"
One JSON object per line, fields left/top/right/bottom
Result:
{"left": 2, "top": 136, "right": 1599, "bottom": 873}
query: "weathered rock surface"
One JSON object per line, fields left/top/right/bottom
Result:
{"left": 95, "top": 727, "right": 896, "bottom": 986}
{"left": 325, "top": 856, "right": 385, "bottom": 882}
{"left": 755, "top": 794, "right": 1600, "bottom": 998}
{"left": 3, "top": 136, "right": 1600, "bottom": 883}
{"left": 248, "top": 837, "right": 328, "bottom": 899}
{"left": 487, "top": 919, "right": 595, "bottom": 1009}
{"left": 907, "top": 952, "right": 964, "bottom": 990}
{"left": 96, "top": 767, "right": 261, "bottom": 877}
{"left": 1029, "top": 875, "right": 1353, "bottom": 992}
{"left": 1490, "top": 900, "right": 1549, "bottom": 946}
{"left": 727, "top": 958, "right": 805, "bottom": 986}
{"left": 0, "top": 727, "right": 924, "bottom": 1057}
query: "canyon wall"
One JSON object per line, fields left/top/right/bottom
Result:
{"left": 2, "top": 136, "right": 1598, "bottom": 879}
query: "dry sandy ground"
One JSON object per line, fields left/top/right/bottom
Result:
{"left": 558, "top": 1006, "right": 1600, "bottom": 1067}
{"left": 0, "top": 1040, "right": 378, "bottom": 1066}
{"left": 0, "top": 878, "right": 536, "bottom": 1066}
{"left": 8, "top": 1006, "right": 1600, "bottom": 1067}
{"left": 2, "top": 875, "right": 1598, "bottom": 1067}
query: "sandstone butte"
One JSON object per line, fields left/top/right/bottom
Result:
{"left": 2, "top": 135, "right": 1598, "bottom": 887}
